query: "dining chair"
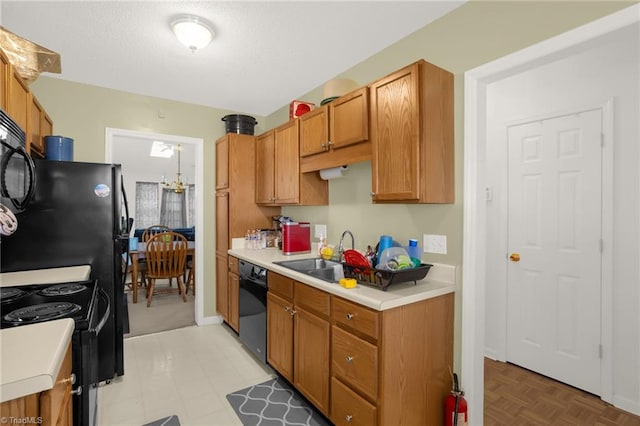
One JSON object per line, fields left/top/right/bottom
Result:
{"left": 141, "top": 225, "right": 172, "bottom": 287}
{"left": 144, "top": 231, "right": 188, "bottom": 307}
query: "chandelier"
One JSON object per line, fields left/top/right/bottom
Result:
{"left": 162, "top": 144, "right": 185, "bottom": 193}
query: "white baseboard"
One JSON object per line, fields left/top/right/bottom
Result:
{"left": 613, "top": 395, "right": 640, "bottom": 417}
{"left": 196, "top": 315, "right": 222, "bottom": 326}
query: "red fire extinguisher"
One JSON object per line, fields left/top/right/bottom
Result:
{"left": 445, "top": 372, "right": 468, "bottom": 426}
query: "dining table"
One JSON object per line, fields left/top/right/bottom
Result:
{"left": 129, "top": 241, "right": 195, "bottom": 303}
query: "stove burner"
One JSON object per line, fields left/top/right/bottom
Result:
{"left": 39, "top": 283, "right": 88, "bottom": 297}
{"left": 3, "top": 302, "right": 82, "bottom": 325}
{"left": 0, "top": 287, "right": 29, "bottom": 304}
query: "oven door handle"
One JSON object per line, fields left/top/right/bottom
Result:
{"left": 94, "top": 288, "right": 111, "bottom": 335}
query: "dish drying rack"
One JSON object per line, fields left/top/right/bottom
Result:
{"left": 341, "top": 262, "right": 433, "bottom": 291}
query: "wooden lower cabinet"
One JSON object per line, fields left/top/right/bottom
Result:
{"left": 266, "top": 274, "right": 330, "bottom": 415}
{"left": 215, "top": 253, "right": 229, "bottom": 322}
{"left": 329, "top": 293, "right": 454, "bottom": 426}
{"left": 0, "top": 343, "right": 73, "bottom": 426}
{"left": 266, "top": 271, "right": 454, "bottom": 425}
{"left": 331, "top": 377, "right": 377, "bottom": 426}
{"left": 228, "top": 257, "right": 240, "bottom": 332}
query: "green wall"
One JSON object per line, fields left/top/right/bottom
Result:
{"left": 29, "top": 1, "right": 635, "bottom": 363}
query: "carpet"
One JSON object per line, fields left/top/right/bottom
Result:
{"left": 142, "top": 415, "right": 180, "bottom": 426}
{"left": 124, "top": 281, "right": 195, "bottom": 338}
{"left": 226, "top": 378, "right": 331, "bottom": 426}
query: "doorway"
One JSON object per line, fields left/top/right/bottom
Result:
{"left": 462, "top": 5, "right": 640, "bottom": 421}
{"left": 105, "top": 128, "right": 205, "bottom": 333}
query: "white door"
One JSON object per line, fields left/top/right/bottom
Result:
{"left": 506, "top": 109, "right": 602, "bottom": 395}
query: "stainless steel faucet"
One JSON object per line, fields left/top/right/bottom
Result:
{"left": 338, "top": 230, "right": 355, "bottom": 256}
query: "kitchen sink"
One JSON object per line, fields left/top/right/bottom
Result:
{"left": 273, "top": 258, "right": 343, "bottom": 282}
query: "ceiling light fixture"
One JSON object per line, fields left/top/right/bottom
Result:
{"left": 170, "top": 15, "right": 215, "bottom": 53}
{"left": 162, "top": 144, "right": 186, "bottom": 193}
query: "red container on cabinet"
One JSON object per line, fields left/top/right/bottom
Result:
{"left": 281, "top": 222, "right": 311, "bottom": 255}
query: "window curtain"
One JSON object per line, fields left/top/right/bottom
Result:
{"left": 135, "top": 182, "right": 160, "bottom": 229}
{"left": 160, "top": 188, "right": 187, "bottom": 228}
{"left": 186, "top": 184, "right": 196, "bottom": 228}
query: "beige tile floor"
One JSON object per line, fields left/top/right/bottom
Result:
{"left": 98, "top": 324, "right": 275, "bottom": 425}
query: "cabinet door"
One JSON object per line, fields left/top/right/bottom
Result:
{"left": 7, "top": 67, "right": 29, "bottom": 132}
{"left": 274, "top": 120, "right": 300, "bottom": 204}
{"left": 228, "top": 272, "right": 239, "bottom": 332}
{"left": 294, "top": 306, "right": 330, "bottom": 414}
{"left": 299, "top": 106, "right": 329, "bottom": 157}
{"left": 255, "top": 131, "right": 276, "bottom": 204}
{"left": 215, "top": 191, "right": 229, "bottom": 252}
{"left": 29, "top": 95, "right": 45, "bottom": 156}
{"left": 41, "top": 110, "right": 53, "bottom": 143}
{"left": 40, "top": 343, "right": 73, "bottom": 426}
{"left": 0, "top": 50, "right": 8, "bottom": 110}
{"left": 267, "top": 292, "right": 294, "bottom": 381}
{"left": 215, "top": 254, "right": 229, "bottom": 321}
{"left": 370, "top": 63, "right": 420, "bottom": 201}
{"left": 330, "top": 87, "right": 369, "bottom": 150}
{"left": 215, "top": 136, "right": 229, "bottom": 190}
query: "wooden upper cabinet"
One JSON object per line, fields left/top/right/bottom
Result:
{"left": 256, "top": 121, "right": 327, "bottom": 206}
{"left": 274, "top": 119, "right": 300, "bottom": 204}
{"left": 299, "top": 106, "right": 329, "bottom": 157}
{"left": 0, "top": 49, "right": 8, "bottom": 110}
{"left": 299, "top": 87, "right": 370, "bottom": 173}
{"left": 370, "top": 60, "right": 454, "bottom": 204}
{"left": 330, "top": 87, "right": 369, "bottom": 150}
{"left": 215, "top": 136, "right": 229, "bottom": 190}
{"left": 255, "top": 130, "right": 276, "bottom": 204}
{"left": 7, "top": 65, "right": 29, "bottom": 132}
{"left": 29, "top": 94, "right": 46, "bottom": 156}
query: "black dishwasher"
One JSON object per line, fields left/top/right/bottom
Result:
{"left": 238, "top": 260, "right": 268, "bottom": 364}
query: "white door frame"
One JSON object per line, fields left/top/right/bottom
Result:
{"left": 105, "top": 127, "right": 208, "bottom": 326}
{"left": 462, "top": 4, "right": 639, "bottom": 422}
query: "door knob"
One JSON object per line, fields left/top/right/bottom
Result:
{"left": 509, "top": 253, "right": 520, "bottom": 262}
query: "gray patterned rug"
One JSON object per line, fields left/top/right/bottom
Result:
{"left": 226, "top": 378, "right": 331, "bottom": 426}
{"left": 142, "top": 415, "right": 180, "bottom": 426}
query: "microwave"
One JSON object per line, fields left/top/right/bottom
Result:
{"left": 0, "top": 108, "right": 36, "bottom": 213}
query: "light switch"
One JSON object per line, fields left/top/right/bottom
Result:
{"left": 424, "top": 234, "right": 447, "bottom": 254}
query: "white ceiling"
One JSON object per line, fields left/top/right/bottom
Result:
{"left": 0, "top": 1, "right": 465, "bottom": 116}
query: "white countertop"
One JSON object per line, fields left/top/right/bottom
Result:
{"left": 0, "top": 318, "right": 75, "bottom": 403}
{"left": 0, "top": 265, "right": 91, "bottom": 287}
{"left": 228, "top": 245, "right": 456, "bottom": 311}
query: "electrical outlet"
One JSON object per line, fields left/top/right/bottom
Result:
{"left": 315, "top": 224, "right": 327, "bottom": 239}
{"left": 424, "top": 234, "right": 447, "bottom": 254}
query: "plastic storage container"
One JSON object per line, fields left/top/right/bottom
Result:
{"left": 44, "top": 136, "right": 73, "bottom": 161}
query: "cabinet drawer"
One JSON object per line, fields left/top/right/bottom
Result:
{"left": 228, "top": 256, "right": 239, "bottom": 275}
{"left": 331, "top": 377, "right": 377, "bottom": 426}
{"left": 268, "top": 272, "right": 293, "bottom": 300}
{"left": 332, "top": 325, "right": 378, "bottom": 400}
{"left": 294, "top": 282, "right": 330, "bottom": 318}
{"left": 332, "top": 297, "right": 379, "bottom": 341}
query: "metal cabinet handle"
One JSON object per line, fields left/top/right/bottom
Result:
{"left": 327, "top": 140, "right": 334, "bottom": 147}
{"left": 62, "top": 373, "right": 76, "bottom": 386}
{"left": 284, "top": 306, "right": 290, "bottom": 312}
{"left": 71, "top": 385, "right": 82, "bottom": 396}
{"left": 345, "top": 415, "right": 353, "bottom": 422}
{"left": 510, "top": 253, "right": 521, "bottom": 262}
{"left": 346, "top": 355, "right": 354, "bottom": 363}
{"left": 290, "top": 309, "right": 297, "bottom": 316}
{"left": 346, "top": 313, "right": 354, "bottom": 320}
{"left": 320, "top": 143, "right": 326, "bottom": 150}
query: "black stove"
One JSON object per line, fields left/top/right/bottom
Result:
{"left": 1, "top": 281, "right": 98, "bottom": 330}
{"left": 0, "top": 280, "right": 107, "bottom": 426}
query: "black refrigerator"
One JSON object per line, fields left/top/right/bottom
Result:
{"left": 1, "top": 158, "right": 130, "bottom": 382}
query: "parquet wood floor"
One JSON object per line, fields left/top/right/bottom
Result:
{"left": 484, "top": 358, "right": 640, "bottom": 425}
